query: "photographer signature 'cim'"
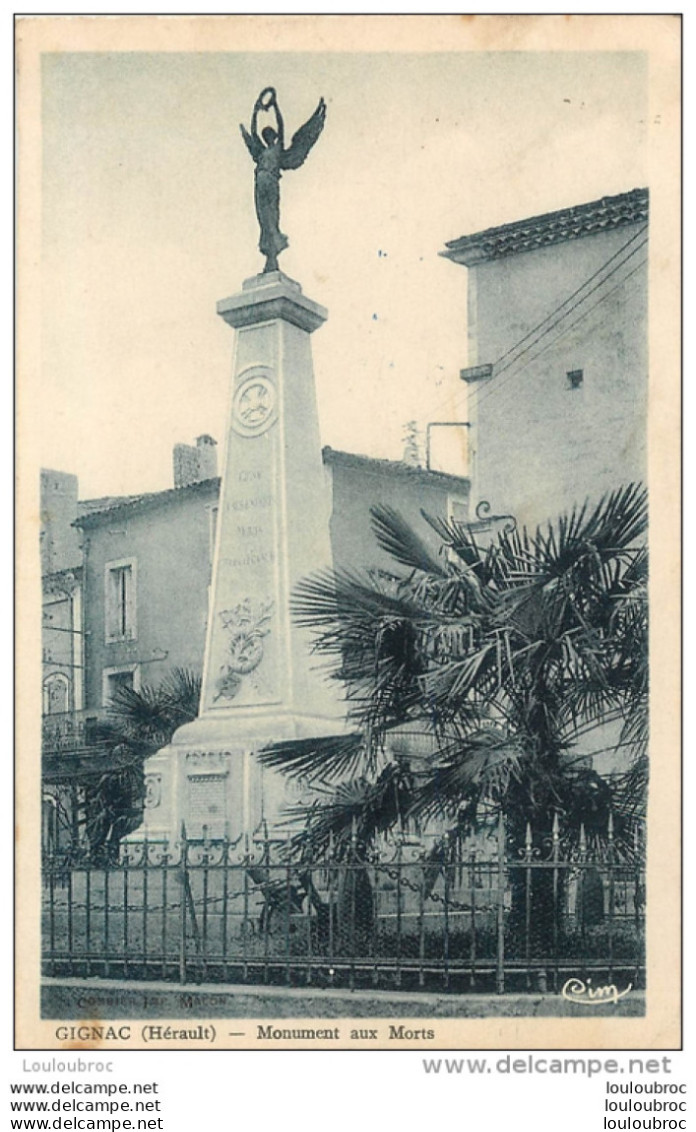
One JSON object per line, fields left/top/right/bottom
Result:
{"left": 562, "top": 977, "right": 633, "bottom": 1006}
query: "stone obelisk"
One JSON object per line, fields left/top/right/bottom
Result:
{"left": 138, "top": 89, "right": 345, "bottom": 840}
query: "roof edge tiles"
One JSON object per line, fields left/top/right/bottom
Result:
{"left": 75, "top": 476, "right": 222, "bottom": 528}
{"left": 322, "top": 446, "right": 470, "bottom": 489}
{"left": 441, "top": 187, "right": 649, "bottom": 267}
{"left": 75, "top": 450, "right": 470, "bottom": 528}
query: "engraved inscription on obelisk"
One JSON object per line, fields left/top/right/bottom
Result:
{"left": 191, "top": 271, "right": 345, "bottom": 738}
{"left": 205, "top": 362, "right": 283, "bottom": 712}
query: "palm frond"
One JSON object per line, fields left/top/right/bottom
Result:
{"left": 281, "top": 482, "right": 649, "bottom": 844}
{"left": 609, "top": 754, "right": 649, "bottom": 819}
{"left": 292, "top": 567, "right": 428, "bottom": 630}
{"left": 98, "top": 668, "right": 202, "bottom": 755}
{"left": 257, "top": 733, "right": 368, "bottom": 782}
{"left": 421, "top": 510, "right": 486, "bottom": 570}
{"left": 421, "top": 639, "right": 499, "bottom": 711}
{"left": 370, "top": 504, "right": 449, "bottom": 576}
{"left": 410, "top": 728, "right": 526, "bottom": 824}
{"left": 280, "top": 763, "right": 416, "bottom": 858}
{"left": 159, "top": 667, "right": 202, "bottom": 719}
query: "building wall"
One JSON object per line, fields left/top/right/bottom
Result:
{"left": 81, "top": 483, "right": 219, "bottom": 711}
{"left": 173, "top": 435, "right": 218, "bottom": 489}
{"left": 326, "top": 453, "right": 470, "bottom": 575}
{"left": 467, "top": 224, "right": 647, "bottom": 529}
{"left": 77, "top": 458, "right": 469, "bottom": 715}
{"left": 40, "top": 470, "right": 83, "bottom": 575}
{"left": 42, "top": 573, "right": 83, "bottom": 715}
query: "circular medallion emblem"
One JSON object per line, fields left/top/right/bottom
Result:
{"left": 233, "top": 374, "right": 277, "bottom": 435}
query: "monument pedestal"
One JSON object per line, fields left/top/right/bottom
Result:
{"left": 137, "top": 272, "right": 345, "bottom": 842}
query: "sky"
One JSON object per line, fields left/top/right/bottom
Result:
{"left": 39, "top": 48, "right": 647, "bottom": 498}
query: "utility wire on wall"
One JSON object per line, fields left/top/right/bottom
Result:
{"left": 427, "top": 222, "right": 648, "bottom": 422}
{"left": 469, "top": 235, "right": 648, "bottom": 412}
{"left": 469, "top": 254, "right": 647, "bottom": 415}
{"left": 472, "top": 222, "right": 647, "bottom": 386}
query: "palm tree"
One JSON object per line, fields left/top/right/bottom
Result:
{"left": 259, "top": 484, "right": 648, "bottom": 950}
{"left": 83, "top": 668, "right": 202, "bottom": 861}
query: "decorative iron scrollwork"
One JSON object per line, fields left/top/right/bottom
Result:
{"left": 473, "top": 499, "right": 517, "bottom": 535}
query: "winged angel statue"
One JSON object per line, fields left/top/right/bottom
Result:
{"left": 241, "top": 88, "right": 326, "bottom": 273}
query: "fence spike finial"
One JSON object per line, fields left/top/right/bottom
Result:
{"left": 43, "top": 816, "right": 645, "bottom": 991}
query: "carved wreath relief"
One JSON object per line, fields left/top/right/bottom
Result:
{"left": 214, "top": 597, "right": 273, "bottom": 701}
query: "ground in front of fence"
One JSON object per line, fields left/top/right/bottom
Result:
{"left": 41, "top": 975, "right": 646, "bottom": 1021}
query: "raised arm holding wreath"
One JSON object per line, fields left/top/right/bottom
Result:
{"left": 240, "top": 88, "right": 327, "bottom": 273}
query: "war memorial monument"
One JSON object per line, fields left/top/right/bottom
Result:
{"left": 138, "top": 88, "right": 345, "bottom": 842}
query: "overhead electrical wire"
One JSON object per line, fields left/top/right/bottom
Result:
{"left": 477, "top": 222, "right": 647, "bottom": 377}
{"left": 473, "top": 254, "right": 647, "bottom": 414}
{"left": 469, "top": 236, "right": 648, "bottom": 410}
{"left": 426, "top": 221, "right": 648, "bottom": 422}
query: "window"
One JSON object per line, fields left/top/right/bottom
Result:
{"left": 43, "top": 673, "right": 70, "bottom": 715}
{"left": 448, "top": 496, "right": 469, "bottom": 526}
{"left": 105, "top": 558, "right": 137, "bottom": 642}
{"left": 446, "top": 496, "right": 469, "bottom": 564}
{"left": 102, "top": 665, "right": 140, "bottom": 707}
{"left": 566, "top": 368, "right": 584, "bottom": 390}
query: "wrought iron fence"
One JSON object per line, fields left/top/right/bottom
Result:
{"left": 42, "top": 813, "right": 645, "bottom": 994}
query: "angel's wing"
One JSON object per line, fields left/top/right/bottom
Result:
{"left": 281, "top": 98, "right": 326, "bottom": 171}
{"left": 240, "top": 123, "right": 264, "bottom": 163}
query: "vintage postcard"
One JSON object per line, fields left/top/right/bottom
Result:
{"left": 16, "top": 14, "right": 681, "bottom": 1051}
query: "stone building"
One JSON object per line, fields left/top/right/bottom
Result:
{"left": 441, "top": 187, "right": 649, "bottom": 529}
{"left": 41, "top": 471, "right": 87, "bottom": 807}
{"left": 40, "top": 439, "right": 222, "bottom": 850}
{"left": 74, "top": 476, "right": 221, "bottom": 712}
{"left": 323, "top": 447, "right": 469, "bottom": 575}
{"left": 48, "top": 447, "right": 468, "bottom": 719}
{"left": 172, "top": 434, "right": 218, "bottom": 491}
{"left": 41, "top": 441, "right": 470, "bottom": 846}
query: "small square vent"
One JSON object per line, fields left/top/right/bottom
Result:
{"left": 566, "top": 369, "right": 584, "bottom": 390}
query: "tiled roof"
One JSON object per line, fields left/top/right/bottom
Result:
{"left": 441, "top": 188, "right": 649, "bottom": 266}
{"left": 77, "top": 494, "right": 141, "bottom": 516}
{"left": 75, "top": 450, "right": 470, "bottom": 528}
{"left": 75, "top": 477, "right": 222, "bottom": 528}
{"left": 323, "top": 447, "right": 470, "bottom": 490}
